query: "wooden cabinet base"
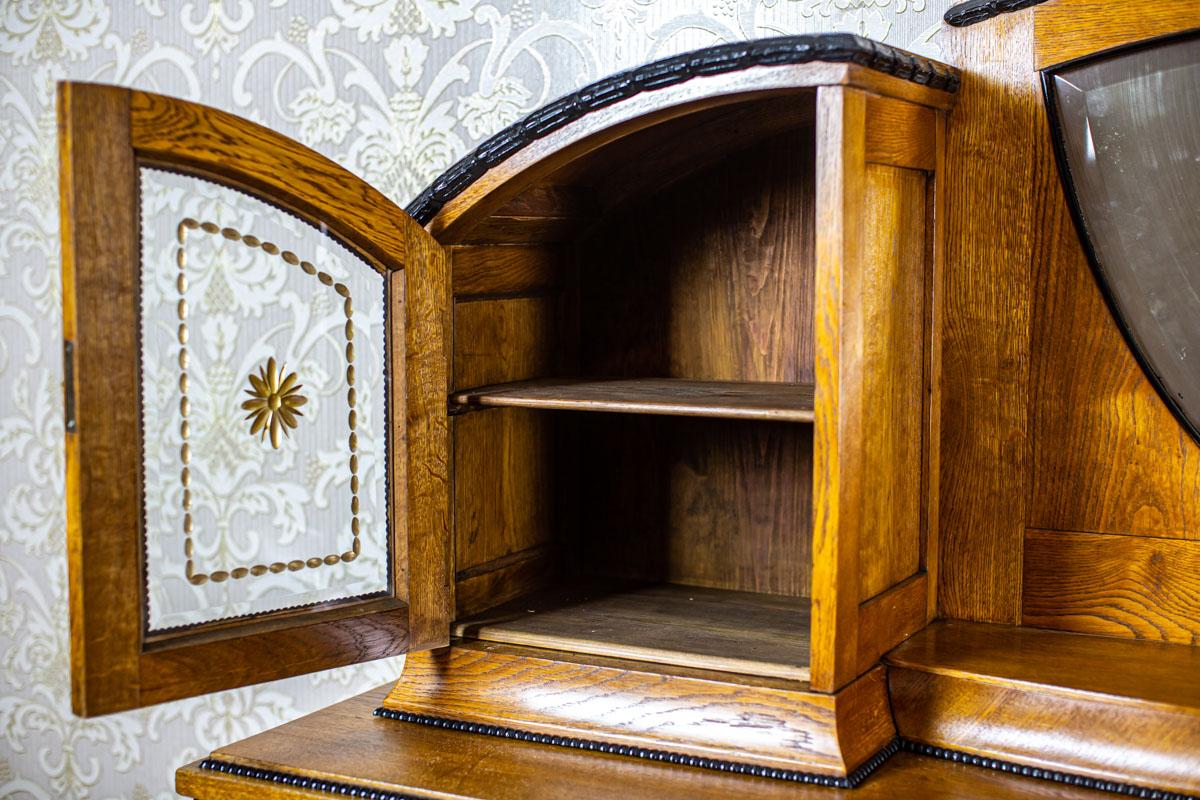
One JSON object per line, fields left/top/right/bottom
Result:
{"left": 381, "top": 640, "right": 895, "bottom": 780}
{"left": 176, "top": 684, "right": 1127, "bottom": 799}
{"left": 886, "top": 620, "right": 1200, "bottom": 796}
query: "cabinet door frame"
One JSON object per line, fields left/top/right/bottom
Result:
{"left": 60, "top": 82, "right": 451, "bottom": 716}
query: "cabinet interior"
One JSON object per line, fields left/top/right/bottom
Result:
{"left": 450, "top": 93, "right": 819, "bottom": 681}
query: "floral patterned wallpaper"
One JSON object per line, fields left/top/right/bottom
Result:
{"left": 0, "top": 1, "right": 955, "bottom": 797}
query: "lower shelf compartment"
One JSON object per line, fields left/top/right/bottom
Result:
{"left": 452, "top": 581, "right": 811, "bottom": 681}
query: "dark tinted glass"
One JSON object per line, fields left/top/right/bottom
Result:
{"left": 1048, "top": 33, "right": 1200, "bottom": 438}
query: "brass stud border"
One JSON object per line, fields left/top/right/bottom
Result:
{"left": 175, "top": 218, "right": 363, "bottom": 586}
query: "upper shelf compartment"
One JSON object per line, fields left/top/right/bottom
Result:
{"left": 410, "top": 33, "right": 959, "bottom": 246}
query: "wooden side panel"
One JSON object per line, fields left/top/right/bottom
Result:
{"left": 1027, "top": 159, "right": 1200, "bottom": 541}
{"left": 454, "top": 296, "right": 559, "bottom": 390}
{"left": 452, "top": 294, "right": 562, "bottom": 602}
{"left": 1023, "top": 529, "right": 1200, "bottom": 645}
{"left": 454, "top": 409, "right": 557, "bottom": 576}
{"left": 451, "top": 245, "right": 564, "bottom": 298}
{"left": 857, "top": 164, "right": 926, "bottom": 602}
{"left": 386, "top": 641, "right": 895, "bottom": 777}
{"left": 60, "top": 83, "right": 142, "bottom": 717}
{"left": 936, "top": 15, "right": 1038, "bottom": 625}
{"left": 401, "top": 232, "right": 453, "bottom": 650}
{"left": 810, "top": 85, "right": 866, "bottom": 692}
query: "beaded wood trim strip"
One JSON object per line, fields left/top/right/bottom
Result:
{"left": 372, "top": 707, "right": 901, "bottom": 788}
{"left": 175, "top": 218, "right": 362, "bottom": 585}
{"left": 901, "top": 741, "right": 1200, "bottom": 800}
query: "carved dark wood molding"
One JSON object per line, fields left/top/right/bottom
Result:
{"left": 943, "top": 0, "right": 1052, "bottom": 27}
{"left": 404, "top": 34, "right": 960, "bottom": 226}
{"left": 372, "top": 707, "right": 900, "bottom": 788}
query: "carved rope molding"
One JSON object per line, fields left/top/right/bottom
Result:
{"left": 943, "top": 0, "right": 1053, "bottom": 27}
{"left": 403, "top": 33, "right": 961, "bottom": 226}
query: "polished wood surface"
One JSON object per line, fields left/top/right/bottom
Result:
{"left": 1034, "top": 0, "right": 1200, "bottom": 69}
{"left": 60, "top": 82, "right": 142, "bottom": 717}
{"left": 386, "top": 641, "right": 892, "bottom": 776}
{"left": 810, "top": 85, "right": 867, "bottom": 693}
{"left": 935, "top": 12, "right": 1037, "bottom": 626}
{"left": 179, "top": 684, "right": 1119, "bottom": 800}
{"left": 810, "top": 87, "right": 936, "bottom": 691}
{"left": 453, "top": 581, "right": 811, "bottom": 680}
{"left": 1023, "top": 529, "right": 1200, "bottom": 644}
{"left": 888, "top": 620, "right": 1200, "bottom": 794}
{"left": 453, "top": 378, "right": 816, "bottom": 422}
{"left": 60, "top": 83, "right": 453, "bottom": 715}
{"left": 451, "top": 244, "right": 564, "bottom": 297}
{"left": 856, "top": 163, "right": 926, "bottom": 602}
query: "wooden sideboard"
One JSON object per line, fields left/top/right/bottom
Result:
{"left": 56, "top": 0, "right": 1200, "bottom": 797}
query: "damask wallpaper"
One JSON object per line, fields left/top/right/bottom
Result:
{"left": 0, "top": 1, "right": 955, "bottom": 797}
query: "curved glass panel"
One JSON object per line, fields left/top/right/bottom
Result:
{"left": 139, "top": 168, "right": 390, "bottom": 631}
{"left": 1046, "top": 32, "right": 1200, "bottom": 439}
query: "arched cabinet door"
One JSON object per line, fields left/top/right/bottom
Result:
{"left": 59, "top": 83, "right": 451, "bottom": 716}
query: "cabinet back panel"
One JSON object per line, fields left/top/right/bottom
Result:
{"left": 575, "top": 415, "right": 813, "bottom": 597}
{"left": 578, "top": 130, "right": 815, "bottom": 383}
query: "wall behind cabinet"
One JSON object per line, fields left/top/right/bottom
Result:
{"left": 0, "top": 2, "right": 954, "bottom": 797}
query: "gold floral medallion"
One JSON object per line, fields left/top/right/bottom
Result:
{"left": 242, "top": 357, "right": 307, "bottom": 449}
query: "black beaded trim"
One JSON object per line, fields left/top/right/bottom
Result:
{"left": 404, "top": 34, "right": 960, "bottom": 226}
{"left": 373, "top": 707, "right": 899, "bottom": 787}
{"left": 901, "top": 741, "right": 1200, "bottom": 800}
{"left": 197, "top": 758, "right": 428, "bottom": 799}
{"left": 943, "top": 0, "right": 1051, "bottom": 27}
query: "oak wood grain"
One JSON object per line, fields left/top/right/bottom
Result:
{"left": 888, "top": 620, "right": 1200, "bottom": 794}
{"left": 1034, "top": 0, "right": 1200, "bottom": 69}
{"left": 1027, "top": 165, "right": 1200, "bottom": 541}
{"left": 810, "top": 85, "right": 866, "bottom": 692}
{"left": 453, "top": 378, "right": 816, "bottom": 422}
{"left": 856, "top": 163, "right": 926, "bottom": 602}
{"left": 863, "top": 94, "right": 936, "bottom": 171}
{"left": 451, "top": 245, "right": 564, "bottom": 297}
{"left": 454, "top": 544, "right": 558, "bottom": 618}
{"left": 385, "top": 641, "right": 894, "bottom": 776}
{"left": 1023, "top": 528, "right": 1200, "bottom": 645}
{"left": 453, "top": 409, "right": 557, "bottom": 575}
{"left": 855, "top": 572, "right": 928, "bottom": 674}
{"left": 178, "top": 684, "right": 1119, "bottom": 800}
{"left": 935, "top": 14, "right": 1038, "bottom": 625}
{"left": 576, "top": 415, "right": 814, "bottom": 598}
{"left": 453, "top": 581, "right": 811, "bottom": 680}
{"left": 453, "top": 295, "right": 559, "bottom": 389}
{"left": 60, "top": 82, "right": 142, "bottom": 717}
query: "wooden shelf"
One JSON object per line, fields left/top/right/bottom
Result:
{"left": 450, "top": 378, "right": 815, "bottom": 422}
{"left": 452, "top": 581, "right": 811, "bottom": 681}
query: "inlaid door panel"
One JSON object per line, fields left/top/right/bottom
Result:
{"left": 60, "top": 83, "right": 451, "bottom": 715}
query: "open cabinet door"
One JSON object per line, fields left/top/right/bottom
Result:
{"left": 59, "top": 83, "right": 452, "bottom": 716}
